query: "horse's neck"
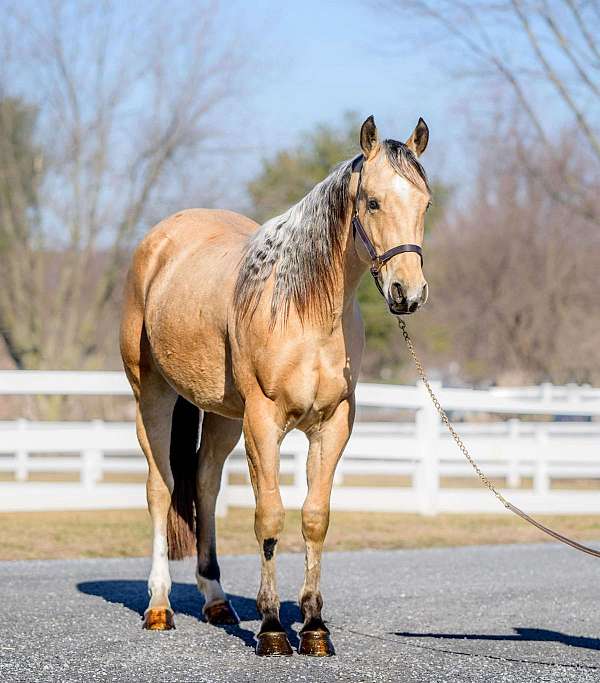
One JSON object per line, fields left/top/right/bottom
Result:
{"left": 336, "top": 213, "right": 368, "bottom": 317}
{"left": 337, "top": 173, "right": 368, "bottom": 314}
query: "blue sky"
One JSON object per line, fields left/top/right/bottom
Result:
{"left": 244, "top": 2, "right": 450, "bottom": 143}
{"left": 223, "top": 0, "right": 579, "bottom": 202}
{"left": 205, "top": 0, "right": 487, "bottom": 200}
{"left": 236, "top": 0, "right": 461, "bottom": 177}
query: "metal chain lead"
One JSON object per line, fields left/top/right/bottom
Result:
{"left": 398, "top": 318, "right": 515, "bottom": 511}
{"left": 397, "top": 316, "right": 600, "bottom": 558}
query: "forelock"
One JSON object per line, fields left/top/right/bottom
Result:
{"left": 382, "top": 139, "right": 429, "bottom": 192}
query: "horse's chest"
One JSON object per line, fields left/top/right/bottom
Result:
{"left": 301, "top": 356, "right": 349, "bottom": 412}
{"left": 260, "top": 337, "right": 357, "bottom": 424}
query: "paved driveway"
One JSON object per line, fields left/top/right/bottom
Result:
{"left": 1, "top": 544, "right": 599, "bottom": 682}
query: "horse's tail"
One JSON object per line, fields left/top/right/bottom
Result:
{"left": 167, "top": 395, "right": 200, "bottom": 560}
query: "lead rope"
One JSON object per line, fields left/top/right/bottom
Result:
{"left": 397, "top": 317, "right": 600, "bottom": 559}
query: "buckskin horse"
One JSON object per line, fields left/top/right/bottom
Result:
{"left": 120, "top": 115, "right": 431, "bottom": 656}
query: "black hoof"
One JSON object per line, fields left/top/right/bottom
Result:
{"left": 203, "top": 600, "right": 240, "bottom": 626}
{"left": 298, "top": 630, "right": 335, "bottom": 656}
{"left": 255, "top": 631, "right": 294, "bottom": 656}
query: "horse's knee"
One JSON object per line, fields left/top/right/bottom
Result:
{"left": 301, "top": 505, "right": 329, "bottom": 543}
{"left": 255, "top": 502, "right": 285, "bottom": 543}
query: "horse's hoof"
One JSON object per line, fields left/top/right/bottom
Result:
{"left": 298, "top": 630, "right": 335, "bottom": 656}
{"left": 203, "top": 600, "right": 240, "bottom": 626}
{"left": 142, "top": 607, "right": 175, "bottom": 631}
{"left": 255, "top": 631, "right": 294, "bottom": 656}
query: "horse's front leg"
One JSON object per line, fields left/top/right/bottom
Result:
{"left": 299, "top": 396, "right": 354, "bottom": 656}
{"left": 243, "top": 393, "right": 293, "bottom": 656}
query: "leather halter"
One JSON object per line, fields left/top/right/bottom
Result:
{"left": 351, "top": 155, "right": 423, "bottom": 299}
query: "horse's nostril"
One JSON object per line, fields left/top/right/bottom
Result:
{"left": 408, "top": 301, "right": 418, "bottom": 313}
{"left": 391, "top": 282, "right": 405, "bottom": 304}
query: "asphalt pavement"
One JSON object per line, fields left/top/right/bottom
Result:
{"left": 1, "top": 544, "right": 599, "bottom": 682}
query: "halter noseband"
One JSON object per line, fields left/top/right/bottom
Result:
{"left": 351, "top": 155, "right": 423, "bottom": 299}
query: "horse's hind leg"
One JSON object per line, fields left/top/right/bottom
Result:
{"left": 133, "top": 370, "right": 180, "bottom": 630}
{"left": 195, "top": 412, "right": 242, "bottom": 625}
{"left": 298, "top": 397, "right": 354, "bottom": 656}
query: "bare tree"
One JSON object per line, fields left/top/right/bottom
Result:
{"left": 378, "top": 0, "right": 600, "bottom": 224}
{"left": 0, "top": 0, "right": 251, "bottom": 372}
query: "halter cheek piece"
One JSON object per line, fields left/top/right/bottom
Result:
{"left": 351, "top": 155, "right": 423, "bottom": 300}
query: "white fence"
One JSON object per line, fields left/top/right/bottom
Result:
{"left": 1, "top": 372, "right": 600, "bottom": 515}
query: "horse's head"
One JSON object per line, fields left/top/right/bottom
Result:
{"left": 353, "top": 116, "right": 430, "bottom": 315}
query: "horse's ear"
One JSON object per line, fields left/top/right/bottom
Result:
{"left": 405, "top": 117, "right": 429, "bottom": 157}
{"left": 360, "top": 115, "right": 379, "bottom": 159}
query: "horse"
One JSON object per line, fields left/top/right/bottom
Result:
{"left": 119, "top": 115, "right": 431, "bottom": 656}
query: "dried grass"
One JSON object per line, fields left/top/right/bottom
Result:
{"left": 2, "top": 508, "right": 600, "bottom": 561}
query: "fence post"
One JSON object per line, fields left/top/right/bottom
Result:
{"left": 415, "top": 381, "right": 440, "bottom": 516}
{"left": 541, "top": 382, "right": 553, "bottom": 403}
{"left": 507, "top": 418, "right": 521, "bottom": 489}
{"left": 15, "top": 418, "right": 29, "bottom": 482}
{"left": 534, "top": 425, "right": 550, "bottom": 497}
{"left": 82, "top": 419, "right": 103, "bottom": 490}
{"left": 566, "top": 383, "right": 578, "bottom": 406}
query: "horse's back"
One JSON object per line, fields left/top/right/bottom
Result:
{"left": 154, "top": 208, "right": 258, "bottom": 245}
{"left": 120, "top": 208, "right": 256, "bottom": 415}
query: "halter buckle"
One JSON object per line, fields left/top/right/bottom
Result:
{"left": 370, "top": 258, "right": 383, "bottom": 276}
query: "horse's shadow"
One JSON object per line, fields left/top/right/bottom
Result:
{"left": 77, "top": 580, "right": 302, "bottom": 649}
{"left": 394, "top": 627, "right": 600, "bottom": 652}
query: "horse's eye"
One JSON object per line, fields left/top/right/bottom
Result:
{"left": 367, "top": 198, "right": 379, "bottom": 211}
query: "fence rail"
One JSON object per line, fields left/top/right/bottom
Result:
{"left": 1, "top": 372, "right": 599, "bottom": 515}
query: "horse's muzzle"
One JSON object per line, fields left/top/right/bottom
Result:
{"left": 388, "top": 281, "right": 428, "bottom": 315}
